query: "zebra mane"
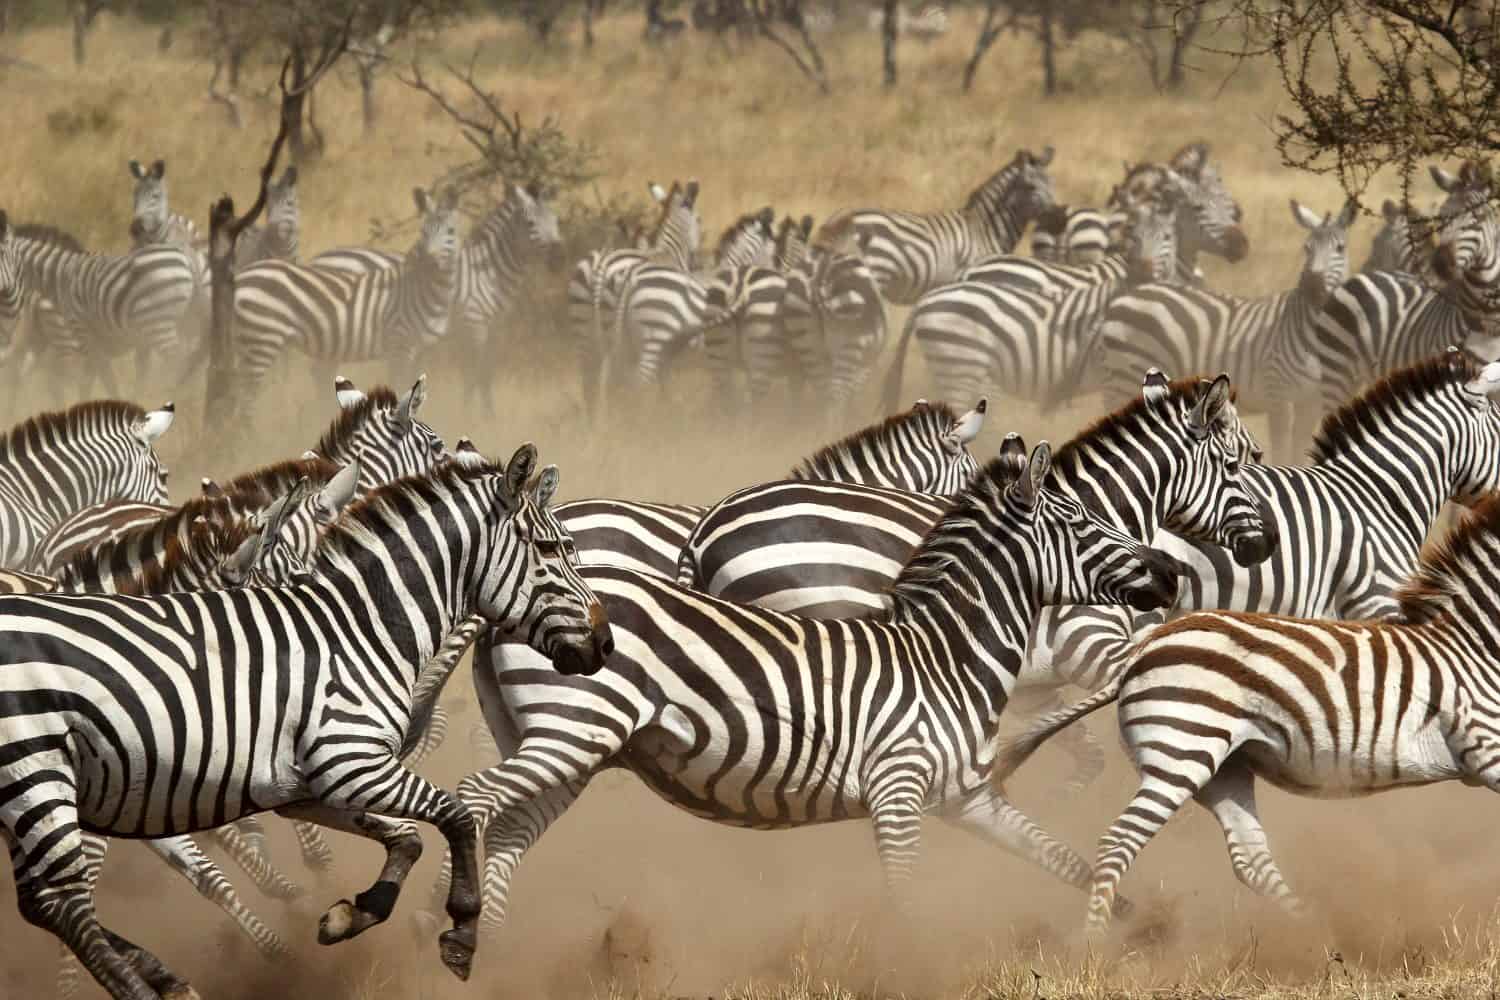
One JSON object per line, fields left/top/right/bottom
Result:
{"left": 120, "top": 513, "right": 257, "bottom": 597}
{"left": 312, "top": 460, "right": 513, "bottom": 568}
{"left": 1394, "top": 491, "right": 1500, "bottom": 623}
{"left": 889, "top": 452, "right": 1028, "bottom": 597}
{"left": 13, "top": 222, "right": 85, "bottom": 252}
{"left": 0, "top": 400, "right": 149, "bottom": 466}
{"left": 314, "top": 386, "right": 401, "bottom": 458}
{"left": 715, "top": 208, "right": 773, "bottom": 261}
{"left": 60, "top": 493, "right": 238, "bottom": 590}
{"left": 1052, "top": 376, "right": 1229, "bottom": 469}
{"left": 1309, "top": 352, "right": 1483, "bottom": 464}
{"left": 789, "top": 401, "right": 961, "bottom": 480}
{"left": 215, "top": 457, "right": 338, "bottom": 506}
{"left": 963, "top": 151, "right": 1040, "bottom": 214}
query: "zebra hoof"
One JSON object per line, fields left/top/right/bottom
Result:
{"left": 161, "top": 988, "right": 202, "bottom": 1000}
{"left": 317, "top": 899, "right": 357, "bottom": 944}
{"left": 439, "top": 927, "right": 476, "bottom": 981}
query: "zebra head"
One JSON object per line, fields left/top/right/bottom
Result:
{"left": 476, "top": 444, "right": 612, "bottom": 676}
{"left": 774, "top": 214, "right": 815, "bottom": 271}
{"left": 715, "top": 206, "right": 777, "bottom": 270}
{"left": 314, "top": 374, "right": 447, "bottom": 493}
{"left": 968, "top": 146, "right": 1056, "bottom": 238}
{"left": 992, "top": 436, "right": 1182, "bottom": 613}
{"left": 1121, "top": 186, "right": 1181, "bottom": 284}
{"left": 1142, "top": 371, "right": 1277, "bottom": 566}
{"left": 1112, "top": 146, "right": 1248, "bottom": 267}
{"left": 1364, "top": 199, "right": 1432, "bottom": 275}
{"left": 649, "top": 179, "right": 702, "bottom": 269}
{"left": 1432, "top": 161, "right": 1500, "bottom": 298}
{"left": 813, "top": 227, "right": 881, "bottom": 321}
{"left": 512, "top": 181, "right": 563, "bottom": 252}
{"left": 412, "top": 186, "right": 462, "bottom": 272}
{"left": 127, "top": 158, "right": 170, "bottom": 243}
{"left": 1291, "top": 198, "right": 1357, "bottom": 307}
{"left": 127, "top": 401, "right": 175, "bottom": 504}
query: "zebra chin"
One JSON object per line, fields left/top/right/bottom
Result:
{"left": 548, "top": 622, "right": 615, "bottom": 676}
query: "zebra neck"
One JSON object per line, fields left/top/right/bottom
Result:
{"left": 392, "top": 250, "right": 457, "bottom": 325}
{"left": 1318, "top": 423, "right": 1461, "bottom": 554}
{"left": 13, "top": 239, "right": 77, "bottom": 304}
{"left": 965, "top": 200, "right": 1023, "bottom": 259}
{"left": 1048, "top": 437, "right": 1175, "bottom": 543}
{"left": 462, "top": 214, "right": 526, "bottom": 297}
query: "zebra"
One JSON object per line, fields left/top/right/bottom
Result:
{"left": 233, "top": 164, "right": 300, "bottom": 268}
{"left": 8, "top": 221, "right": 196, "bottom": 394}
{"left": 614, "top": 204, "right": 776, "bottom": 388}
{"left": 439, "top": 436, "right": 1191, "bottom": 936}
{"left": 0, "top": 399, "right": 173, "bottom": 568}
{"left": 570, "top": 180, "right": 701, "bottom": 413}
{"left": 700, "top": 207, "right": 790, "bottom": 402}
{"left": 556, "top": 398, "right": 988, "bottom": 581}
{"left": 1363, "top": 198, "right": 1434, "bottom": 277}
{"left": 1095, "top": 198, "right": 1358, "bottom": 459}
{"left": 884, "top": 183, "right": 1182, "bottom": 413}
{"left": 991, "top": 484, "right": 1500, "bottom": 933}
{"left": 0, "top": 445, "right": 611, "bottom": 999}
{"left": 1108, "top": 142, "right": 1249, "bottom": 283}
{"left": 818, "top": 147, "right": 1056, "bottom": 305}
{"left": 231, "top": 187, "right": 461, "bottom": 410}
{"left": 127, "top": 159, "right": 211, "bottom": 366}
{"left": 1313, "top": 162, "right": 1500, "bottom": 418}
{"left": 997, "top": 349, "right": 1500, "bottom": 800}
{"left": 1029, "top": 205, "right": 1122, "bottom": 266}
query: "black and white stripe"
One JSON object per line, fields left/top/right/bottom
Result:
{"left": 448, "top": 437, "right": 1184, "bottom": 934}
{"left": 817, "top": 147, "right": 1055, "bottom": 305}
{"left": 233, "top": 165, "right": 300, "bottom": 268}
{"left": 1030, "top": 205, "right": 1122, "bottom": 266}
{"left": 231, "top": 188, "right": 461, "bottom": 406}
{"left": 0, "top": 447, "right": 611, "bottom": 998}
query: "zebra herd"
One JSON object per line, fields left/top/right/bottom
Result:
{"left": 8, "top": 138, "right": 1500, "bottom": 998}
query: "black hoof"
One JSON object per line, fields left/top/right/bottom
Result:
{"left": 439, "top": 927, "right": 475, "bottom": 981}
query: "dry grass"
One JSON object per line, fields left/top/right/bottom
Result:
{"left": 0, "top": 8, "right": 1487, "bottom": 1000}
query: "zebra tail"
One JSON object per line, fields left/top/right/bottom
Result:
{"left": 675, "top": 545, "right": 700, "bottom": 590}
{"left": 990, "top": 676, "right": 1123, "bottom": 791}
{"left": 879, "top": 308, "right": 918, "bottom": 415}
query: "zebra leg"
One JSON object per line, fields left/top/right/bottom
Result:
{"left": 4, "top": 810, "right": 176, "bottom": 1000}
{"left": 142, "top": 835, "right": 291, "bottom": 960}
{"left": 209, "top": 824, "right": 305, "bottom": 900}
{"left": 405, "top": 703, "right": 451, "bottom": 770}
{"left": 55, "top": 833, "right": 109, "bottom": 1000}
{"left": 235, "top": 815, "right": 267, "bottom": 857}
{"left": 1087, "top": 766, "right": 1207, "bottom": 934}
{"left": 1193, "top": 763, "right": 1305, "bottom": 914}
{"left": 939, "top": 787, "right": 1133, "bottom": 917}
{"left": 292, "top": 820, "right": 336, "bottom": 872}
{"left": 286, "top": 760, "right": 482, "bottom": 980}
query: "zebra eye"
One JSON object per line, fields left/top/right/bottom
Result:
{"left": 535, "top": 539, "right": 561, "bottom": 558}
{"left": 1226, "top": 458, "right": 1241, "bottom": 476}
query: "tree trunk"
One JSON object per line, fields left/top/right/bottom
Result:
{"left": 359, "top": 61, "right": 377, "bottom": 135}
{"left": 205, "top": 197, "right": 240, "bottom": 428}
{"left": 286, "top": 45, "right": 310, "bottom": 162}
{"left": 1039, "top": 6, "right": 1057, "bottom": 96}
{"left": 1165, "top": 4, "right": 1204, "bottom": 90}
{"left": 72, "top": 2, "right": 92, "bottom": 66}
{"left": 962, "top": 1, "right": 1003, "bottom": 93}
{"left": 583, "top": 0, "right": 596, "bottom": 48}
{"left": 881, "top": 0, "right": 898, "bottom": 87}
{"left": 0, "top": 1, "right": 11, "bottom": 35}
{"left": 306, "top": 85, "right": 325, "bottom": 159}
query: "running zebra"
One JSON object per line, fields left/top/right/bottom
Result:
{"left": 818, "top": 147, "right": 1055, "bottom": 304}
{"left": 8, "top": 221, "right": 197, "bottom": 393}
{"left": 570, "top": 180, "right": 702, "bottom": 411}
{"left": 233, "top": 164, "right": 300, "bottom": 268}
{"left": 1095, "top": 198, "right": 1358, "bottom": 459}
{"left": 615, "top": 204, "right": 776, "bottom": 388}
{"left": 231, "top": 188, "right": 461, "bottom": 410}
{"left": 992, "top": 484, "right": 1500, "bottom": 932}
{"left": 556, "top": 398, "right": 986, "bottom": 580}
{"left": 441, "top": 436, "right": 1191, "bottom": 935}
{"left": 0, "top": 445, "right": 611, "bottom": 999}
{"left": 884, "top": 185, "right": 1181, "bottom": 413}
{"left": 0, "top": 400, "right": 173, "bottom": 568}
{"left": 1314, "top": 162, "right": 1500, "bottom": 417}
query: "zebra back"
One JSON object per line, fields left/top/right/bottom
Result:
{"left": 789, "top": 397, "right": 985, "bottom": 494}
{"left": 1030, "top": 205, "right": 1121, "bottom": 266}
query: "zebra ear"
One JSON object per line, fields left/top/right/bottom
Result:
{"left": 335, "top": 375, "right": 364, "bottom": 409}
{"left": 530, "top": 465, "right": 560, "bottom": 507}
{"left": 253, "top": 476, "right": 312, "bottom": 564}
{"left": 397, "top": 373, "right": 428, "bottom": 429}
{"left": 512, "top": 183, "right": 535, "bottom": 208}
{"left": 316, "top": 461, "right": 360, "bottom": 519}
{"left": 684, "top": 180, "right": 700, "bottom": 208}
{"left": 1141, "top": 368, "right": 1172, "bottom": 405}
{"left": 1009, "top": 442, "right": 1051, "bottom": 510}
{"left": 1190, "top": 374, "right": 1233, "bottom": 430}
{"left": 504, "top": 443, "right": 538, "bottom": 506}
{"left": 1290, "top": 199, "right": 1322, "bottom": 230}
{"left": 413, "top": 187, "right": 431, "bottom": 215}
{"left": 1170, "top": 141, "right": 1209, "bottom": 179}
{"left": 1382, "top": 199, "right": 1402, "bottom": 222}
{"left": 1036, "top": 145, "right": 1055, "bottom": 167}
{"left": 129, "top": 159, "right": 145, "bottom": 180}
{"left": 150, "top": 159, "right": 165, "bottom": 180}
{"left": 441, "top": 187, "right": 461, "bottom": 212}
{"left": 221, "top": 526, "right": 266, "bottom": 586}
{"left": 1431, "top": 164, "right": 1460, "bottom": 193}
{"left": 281, "top": 165, "right": 298, "bottom": 187}
{"left": 133, "top": 402, "right": 175, "bottom": 444}
{"left": 945, "top": 398, "right": 987, "bottom": 450}
{"left": 998, "top": 431, "right": 1027, "bottom": 467}
{"left": 648, "top": 181, "right": 668, "bottom": 204}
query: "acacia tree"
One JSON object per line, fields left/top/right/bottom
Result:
{"left": 1165, "top": 0, "right": 1500, "bottom": 203}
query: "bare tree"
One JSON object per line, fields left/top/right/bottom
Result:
{"left": 1127, "top": 0, "right": 1205, "bottom": 90}
{"left": 882, "top": 0, "right": 898, "bottom": 85}
{"left": 72, "top": 0, "right": 111, "bottom": 65}
{"left": 1166, "top": 0, "right": 1500, "bottom": 201}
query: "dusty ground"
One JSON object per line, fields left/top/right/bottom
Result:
{"left": 1, "top": 7, "right": 1495, "bottom": 999}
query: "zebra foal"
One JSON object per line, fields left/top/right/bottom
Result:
{"left": 0, "top": 446, "right": 611, "bottom": 999}
{"left": 994, "top": 485, "right": 1500, "bottom": 933}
